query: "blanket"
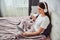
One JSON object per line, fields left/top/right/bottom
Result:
{"left": 0, "top": 17, "right": 34, "bottom": 40}
{"left": 0, "top": 17, "right": 49, "bottom": 40}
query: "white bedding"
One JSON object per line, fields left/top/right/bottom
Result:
{"left": 0, "top": 17, "right": 34, "bottom": 40}
{"left": 0, "top": 17, "right": 51, "bottom": 40}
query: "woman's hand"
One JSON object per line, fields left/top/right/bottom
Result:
{"left": 22, "top": 32, "right": 27, "bottom": 36}
{"left": 22, "top": 32, "right": 33, "bottom": 36}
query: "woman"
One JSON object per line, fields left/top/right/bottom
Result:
{"left": 15, "top": 2, "right": 51, "bottom": 40}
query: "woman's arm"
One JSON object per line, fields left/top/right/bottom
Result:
{"left": 22, "top": 27, "right": 44, "bottom": 36}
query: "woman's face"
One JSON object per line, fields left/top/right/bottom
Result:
{"left": 38, "top": 6, "right": 44, "bottom": 14}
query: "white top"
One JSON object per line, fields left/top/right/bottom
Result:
{"left": 32, "top": 14, "right": 50, "bottom": 33}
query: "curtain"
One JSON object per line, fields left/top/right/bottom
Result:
{"left": 1, "top": 0, "right": 29, "bottom": 17}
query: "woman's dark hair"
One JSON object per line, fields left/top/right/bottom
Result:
{"left": 38, "top": 2, "right": 52, "bottom": 37}
{"left": 38, "top": 2, "right": 51, "bottom": 21}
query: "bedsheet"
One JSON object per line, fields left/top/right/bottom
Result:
{"left": 0, "top": 17, "right": 34, "bottom": 40}
{"left": 0, "top": 17, "right": 50, "bottom": 40}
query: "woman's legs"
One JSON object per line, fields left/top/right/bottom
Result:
{"left": 15, "top": 34, "right": 46, "bottom": 40}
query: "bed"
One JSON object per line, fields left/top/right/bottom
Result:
{"left": 0, "top": 17, "right": 51, "bottom": 40}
